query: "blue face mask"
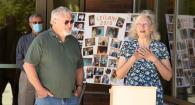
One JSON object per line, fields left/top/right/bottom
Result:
{"left": 32, "top": 24, "right": 43, "bottom": 33}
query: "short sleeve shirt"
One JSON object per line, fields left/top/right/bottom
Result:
{"left": 120, "top": 39, "right": 170, "bottom": 105}
{"left": 25, "top": 28, "right": 83, "bottom": 98}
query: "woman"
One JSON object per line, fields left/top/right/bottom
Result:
{"left": 116, "top": 10, "right": 172, "bottom": 105}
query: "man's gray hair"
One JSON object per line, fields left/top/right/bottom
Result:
{"left": 29, "top": 13, "right": 42, "bottom": 23}
{"left": 50, "top": 6, "right": 72, "bottom": 22}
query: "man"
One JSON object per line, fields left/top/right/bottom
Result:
{"left": 23, "top": 6, "right": 84, "bottom": 105}
{"left": 16, "top": 14, "right": 43, "bottom": 105}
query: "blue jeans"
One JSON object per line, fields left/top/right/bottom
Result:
{"left": 35, "top": 96, "right": 79, "bottom": 105}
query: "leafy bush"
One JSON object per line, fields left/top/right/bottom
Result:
{"left": 0, "top": 0, "right": 35, "bottom": 32}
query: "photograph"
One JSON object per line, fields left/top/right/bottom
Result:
{"left": 93, "top": 55, "right": 100, "bottom": 67}
{"left": 86, "top": 67, "right": 94, "bottom": 79}
{"left": 78, "top": 41, "right": 83, "bottom": 49}
{"left": 169, "top": 15, "right": 174, "bottom": 23}
{"left": 92, "top": 26, "right": 104, "bottom": 37}
{"left": 116, "top": 17, "right": 125, "bottom": 28}
{"left": 187, "top": 69, "right": 193, "bottom": 76}
{"left": 180, "top": 29, "right": 188, "bottom": 39}
{"left": 192, "top": 78, "right": 195, "bottom": 86}
{"left": 105, "top": 68, "right": 112, "bottom": 74}
{"left": 108, "top": 59, "right": 117, "bottom": 68}
{"left": 94, "top": 76, "right": 101, "bottom": 84}
{"left": 94, "top": 67, "right": 104, "bottom": 75}
{"left": 192, "top": 71, "right": 195, "bottom": 77}
{"left": 176, "top": 77, "right": 183, "bottom": 87}
{"left": 102, "top": 74, "right": 109, "bottom": 84}
{"left": 97, "top": 46, "right": 108, "bottom": 55}
{"left": 176, "top": 54, "right": 183, "bottom": 68}
{"left": 72, "top": 13, "right": 78, "bottom": 22}
{"left": 77, "top": 13, "right": 85, "bottom": 21}
{"left": 110, "top": 38, "right": 122, "bottom": 48}
{"left": 125, "top": 23, "right": 131, "bottom": 32}
{"left": 83, "top": 47, "right": 93, "bottom": 56}
{"left": 188, "top": 48, "right": 194, "bottom": 56}
{"left": 177, "top": 68, "right": 184, "bottom": 77}
{"left": 98, "top": 37, "right": 109, "bottom": 46}
{"left": 131, "top": 15, "right": 138, "bottom": 22}
{"left": 74, "top": 22, "right": 84, "bottom": 30}
{"left": 176, "top": 77, "right": 190, "bottom": 87}
{"left": 168, "top": 33, "right": 173, "bottom": 41}
{"left": 124, "top": 32, "right": 131, "bottom": 41}
{"left": 167, "top": 24, "right": 174, "bottom": 32}
{"left": 190, "top": 57, "right": 195, "bottom": 68}
{"left": 181, "top": 53, "right": 188, "bottom": 60}
{"left": 72, "top": 30, "right": 84, "bottom": 40}
{"left": 83, "top": 58, "right": 93, "bottom": 66}
{"left": 106, "top": 26, "right": 119, "bottom": 38}
{"left": 89, "top": 15, "right": 95, "bottom": 26}
{"left": 187, "top": 39, "right": 193, "bottom": 48}
{"left": 109, "top": 48, "right": 119, "bottom": 58}
{"left": 177, "top": 19, "right": 181, "bottom": 29}
{"left": 125, "top": 32, "right": 129, "bottom": 37}
{"left": 188, "top": 29, "right": 194, "bottom": 38}
{"left": 183, "top": 69, "right": 191, "bottom": 83}
{"left": 100, "top": 55, "right": 108, "bottom": 67}
{"left": 182, "top": 60, "right": 190, "bottom": 69}
{"left": 71, "top": 30, "right": 78, "bottom": 38}
{"left": 110, "top": 69, "right": 116, "bottom": 82}
{"left": 85, "top": 37, "right": 95, "bottom": 47}
{"left": 190, "top": 29, "right": 195, "bottom": 38}
{"left": 77, "top": 31, "right": 84, "bottom": 40}
{"left": 177, "top": 41, "right": 186, "bottom": 50}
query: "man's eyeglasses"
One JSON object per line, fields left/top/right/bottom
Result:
{"left": 32, "top": 21, "right": 42, "bottom": 24}
{"left": 64, "top": 20, "right": 74, "bottom": 25}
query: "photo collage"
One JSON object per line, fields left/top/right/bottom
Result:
{"left": 72, "top": 12, "right": 136, "bottom": 85}
{"left": 165, "top": 14, "right": 195, "bottom": 88}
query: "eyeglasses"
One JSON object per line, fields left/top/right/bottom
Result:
{"left": 136, "top": 23, "right": 151, "bottom": 27}
{"left": 32, "top": 21, "right": 42, "bottom": 24}
{"left": 64, "top": 20, "right": 74, "bottom": 25}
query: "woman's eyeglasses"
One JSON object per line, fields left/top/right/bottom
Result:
{"left": 136, "top": 23, "right": 151, "bottom": 27}
{"left": 64, "top": 20, "right": 74, "bottom": 25}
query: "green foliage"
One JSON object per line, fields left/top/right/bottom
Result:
{"left": 54, "top": 0, "right": 80, "bottom": 12}
{"left": 0, "top": 0, "right": 35, "bottom": 32}
{"left": 0, "top": 0, "right": 19, "bottom": 26}
{"left": 67, "top": 0, "right": 80, "bottom": 12}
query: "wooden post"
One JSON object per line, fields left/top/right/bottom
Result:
{"left": 36, "top": 0, "right": 53, "bottom": 29}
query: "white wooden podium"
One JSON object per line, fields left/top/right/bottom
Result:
{"left": 110, "top": 86, "right": 157, "bottom": 105}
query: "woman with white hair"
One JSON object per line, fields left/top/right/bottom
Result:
{"left": 116, "top": 10, "right": 172, "bottom": 105}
